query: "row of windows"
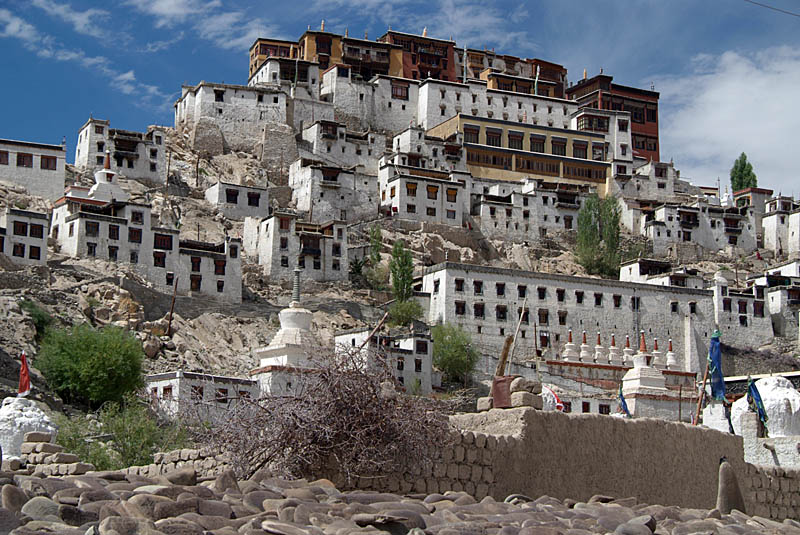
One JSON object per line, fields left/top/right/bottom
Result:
{"left": 404, "top": 205, "right": 457, "bottom": 219}
{"left": 278, "top": 256, "right": 341, "bottom": 271}
{"left": 151, "top": 385, "right": 251, "bottom": 402}
{"left": 81, "top": 221, "right": 173, "bottom": 250}
{"left": 225, "top": 188, "right": 262, "bottom": 206}
{"left": 0, "top": 151, "right": 58, "bottom": 170}
{"left": 9, "top": 243, "right": 42, "bottom": 260}
{"left": 12, "top": 221, "right": 45, "bottom": 239}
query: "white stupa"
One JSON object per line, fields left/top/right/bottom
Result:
{"left": 89, "top": 151, "right": 129, "bottom": 203}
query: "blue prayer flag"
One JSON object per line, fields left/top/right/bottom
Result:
{"left": 618, "top": 383, "right": 631, "bottom": 418}
{"left": 747, "top": 378, "right": 769, "bottom": 436}
{"left": 708, "top": 332, "right": 726, "bottom": 401}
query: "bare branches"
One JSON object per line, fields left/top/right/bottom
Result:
{"left": 192, "top": 348, "right": 456, "bottom": 483}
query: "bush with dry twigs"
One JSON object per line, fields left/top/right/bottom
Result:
{"left": 191, "top": 347, "right": 457, "bottom": 484}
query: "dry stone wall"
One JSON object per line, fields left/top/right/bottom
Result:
{"left": 742, "top": 463, "right": 800, "bottom": 521}
{"left": 125, "top": 447, "right": 231, "bottom": 480}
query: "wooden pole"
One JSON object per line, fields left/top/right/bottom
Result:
{"left": 693, "top": 361, "right": 710, "bottom": 425}
{"left": 495, "top": 335, "right": 514, "bottom": 377}
{"left": 678, "top": 384, "right": 683, "bottom": 422}
{"left": 508, "top": 297, "right": 527, "bottom": 366}
{"left": 357, "top": 311, "right": 390, "bottom": 353}
{"left": 167, "top": 276, "right": 179, "bottom": 336}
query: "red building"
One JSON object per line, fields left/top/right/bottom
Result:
{"left": 567, "top": 74, "right": 660, "bottom": 162}
{"left": 377, "top": 30, "right": 457, "bottom": 82}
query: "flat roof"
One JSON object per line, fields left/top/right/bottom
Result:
{"left": 378, "top": 30, "right": 455, "bottom": 45}
{"left": 0, "top": 139, "right": 65, "bottom": 152}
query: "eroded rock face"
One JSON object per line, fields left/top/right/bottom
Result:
{"left": 0, "top": 397, "right": 55, "bottom": 458}
{"left": 731, "top": 376, "right": 800, "bottom": 436}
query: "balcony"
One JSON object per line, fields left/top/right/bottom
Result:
{"left": 725, "top": 226, "right": 742, "bottom": 234}
{"left": 300, "top": 246, "right": 321, "bottom": 256}
{"left": 679, "top": 219, "right": 699, "bottom": 229}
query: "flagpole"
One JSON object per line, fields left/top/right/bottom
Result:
{"left": 693, "top": 361, "right": 710, "bottom": 425}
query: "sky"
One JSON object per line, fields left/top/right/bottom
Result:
{"left": 1, "top": 0, "right": 799, "bottom": 194}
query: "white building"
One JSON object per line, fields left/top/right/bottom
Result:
{"left": 298, "top": 120, "right": 386, "bottom": 174}
{"left": 52, "top": 154, "right": 242, "bottom": 303}
{"left": 175, "top": 81, "right": 287, "bottom": 154}
{"left": 419, "top": 261, "right": 723, "bottom": 374}
{"left": 243, "top": 211, "right": 348, "bottom": 282}
{"left": 289, "top": 159, "right": 377, "bottom": 223}
{"left": 335, "top": 325, "right": 435, "bottom": 394}
{"left": 147, "top": 371, "right": 259, "bottom": 420}
{"left": 74, "top": 119, "right": 166, "bottom": 184}
{"left": 762, "top": 196, "right": 800, "bottom": 257}
{"left": 0, "top": 138, "right": 66, "bottom": 200}
{"left": 0, "top": 208, "right": 49, "bottom": 266}
{"left": 204, "top": 181, "right": 270, "bottom": 220}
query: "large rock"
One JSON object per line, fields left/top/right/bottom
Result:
{"left": 20, "top": 495, "right": 60, "bottom": 521}
{"left": 191, "top": 119, "right": 225, "bottom": 157}
{"left": 731, "top": 376, "right": 800, "bottom": 436}
{"left": 0, "top": 397, "right": 56, "bottom": 458}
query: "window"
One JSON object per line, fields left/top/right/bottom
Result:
{"left": 496, "top": 305, "right": 507, "bottom": 321}
{"left": 575, "top": 291, "right": 584, "bottom": 304}
{"left": 190, "top": 274, "right": 202, "bottom": 291}
{"left": 582, "top": 401, "right": 590, "bottom": 413}
{"left": 214, "top": 89, "right": 225, "bottom": 102}
{"left": 551, "top": 142, "right": 566, "bottom": 156}
{"left": 87, "top": 242, "right": 96, "bottom": 257}
{"left": 40, "top": 156, "right": 57, "bottom": 170}
{"left": 28, "top": 246, "right": 40, "bottom": 260}
{"left": 473, "top": 280, "right": 483, "bottom": 295}
{"left": 474, "top": 302, "right": 485, "bottom": 318}
{"left": 166, "top": 272, "right": 174, "bottom": 285}
{"left": 191, "top": 385, "right": 203, "bottom": 400}
{"left": 313, "top": 257, "right": 321, "bottom": 270}
{"left": 618, "top": 120, "right": 628, "bottom": 132}
{"left": 332, "top": 243, "right": 341, "bottom": 257}
{"left": 217, "top": 280, "right": 225, "bottom": 292}
{"left": 153, "top": 251, "right": 166, "bottom": 267}
{"left": 518, "top": 308, "right": 529, "bottom": 324}
{"left": 247, "top": 192, "right": 260, "bottom": 207}
{"left": 13, "top": 221, "right": 27, "bottom": 236}
{"left": 226, "top": 189, "right": 239, "bottom": 204}
{"left": 16, "top": 153, "right": 33, "bottom": 167}
{"left": 229, "top": 245, "right": 238, "bottom": 259}
{"left": 738, "top": 300, "right": 747, "bottom": 314}
{"left": 84, "top": 221, "right": 99, "bottom": 237}
{"left": 162, "top": 386, "right": 172, "bottom": 399}
{"left": 530, "top": 136, "right": 545, "bottom": 153}
{"left": 446, "top": 188, "right": 458, "bottom": 203}
{"left": 496, "top": 283, "right": 505, "bottom": 297}
{"left": 537, "top": 287, "right": 546, "bottom": 300}
{"left": 407, "top": 204, "right": 416, "bottom": 214}
{"left": 558, "top": 310, "right": 567, "bottom": 326}
{"left": 0, "top": 151, "right": 8, "bottom": 165}
{"left": 95, "top": 125, "right": 104, "bottom": 134}
{"left": 131, "top": 211, "right": 144, "bottom": 224}
{"left": 396, "top": 356, "right": 405, "bottom": 371}
{"left": 215, "top": 388, "right": 228, "bottom": 403}
{"left": 154, "top": 233, "right": 173, "bottom": 250}
{"left": 631, "top": 297, "right": 640, "bottom": 310}
{"left": 426, "top": 207, "right": 436, "bottom": 217}
{"left": 190, "top": 257, "right": 201, "bottom": 272}
{"left": 128, "top": 228, "right": 142, "bottom": 243}
{"left": 427, "top": 185, "right": 439, "bottom": 200}
{"left": 280, "top": 256, "right": 289, "bottom": 267}
{"left": 646, "top": 108, "right": 657, "bottom": 122}
{"left": 415, "top": 359, "right": 423, "bottom": 373}
{"left": 723, "top": 298, "right": 731, "bottom": 312}
{"left": 613, "top": 295, "right": 621, "bottom": 308}
{"left": 455, "top": 278, "right": 464, "bottom": 292}
{"left": 280, "top": 237, "right": 288, "bottom": 250}
{"left": 538, "top": 308, "right": 548, "bottom": 325}
{"left": 332, "top": 260, "right": 340, "bottom": 271}
{"left": 214, "top": 259, "right": 226, "bottom": 275}
{"left": 455, "top": 301, "right": 466, "bottom": 315}
{"left": 486, "top": 131, "right": 501, "bottom": 147}
{"left": 573, "top": 144, "right": 587, "bottom": 159}
{"left": 105, "top": 246, "right": 117, "bottom": 261}
{"left": 127, "top": 159, "right": 134, "bottom": 169}
{"left": 689, "top": 301, "right": 697, "bottom": 314}
{"left": 406, "top": 182, "right": 417, "bottom": 197}
{"left": 518, "top": 285, "right": 527, "bottom": 298}
{"left": 598, "top": 404, "right": 611, "bottom": 415}
{"left": 754, "top": 301, "right": 764, "bottom": 318}
{"left": 68, "top": 222, "right": 74, "bottom": 237}
{"left": 446, "top": 209, "right": 456, "bottom": 219}
{"left": 416, "top": 340, "right": 428, "bottom": 354}
{"left": 12, "top": 243, "right": 24, "bottom": 257}
{"left": 130, "top": 251, "right": 138, "bottom": 264}
{"left": 671, "top": 301, "right": 679, "bottom": 313}
{"left": 433, "top": 279, "right": 440, "bottom": 294}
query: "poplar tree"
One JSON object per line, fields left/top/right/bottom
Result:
{"left": 730, "top": 152, "right": 757, "bottom": 192}
{"left": 575, "top": 194, "right": 621, "bottom": 278}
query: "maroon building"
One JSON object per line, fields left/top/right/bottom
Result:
{"left": 377, "top": 30, "right": 457, "bottom": 82}
{"left": 567, "top": 74, "right": 660, "bottom": 162}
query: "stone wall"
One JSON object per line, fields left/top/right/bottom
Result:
{"left": 125, "top": 448, "right": 231, "bottom": 480}
{"left": 742, "top": 463, "right": 800, "bottom": 520}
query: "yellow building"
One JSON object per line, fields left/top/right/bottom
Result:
{"left": 428, "top": 114, "right": 611, "bottom": 193}
{"left": 297, "top": 30, "right": 402, "bottom": 79}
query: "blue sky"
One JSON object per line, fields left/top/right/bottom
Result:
{"left": 1, "top": 0, "right": 799, "bottom": 193}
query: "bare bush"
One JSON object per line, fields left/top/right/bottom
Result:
{"left": 192, "top": 347, "right": 456, "bottom": 483}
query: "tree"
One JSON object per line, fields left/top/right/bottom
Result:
{"left": 195, "top": 350, "right": 455, "bottom": 481}
{"left": 432, "top": 323, "right": 480, "bottom": 386}
{"left": 730, "top": 152, "right": 757, "bottom": 192}
{"left": 37, "top": 324, "right": 144, "bottom": 407}
{"left": 388, "top": 299, "right": 423, "bottom": 327}
{"left": 389, "top": 240, "right": 414, "bottom": 302}
{"left": 575, "top": 194, "right": 621, "bottom": 278}
{"left": 368, "top": 225, "right": 382, "bottom": 267}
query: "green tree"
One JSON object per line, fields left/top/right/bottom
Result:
{"left": 432, "top": 323, "right": 480, "bottom": 386}
{"left": 37, "top": 324, "right": 144, "bottom": 407}
{"left": 730, "top": 152, "right": 757, "bottom": 192}
{"left": 368, "top": 225, "right": 382, "bottom": 267}
{"left": 388, "top": 299, "right": 423, "bottom": 327}
{"left": 20, "top": 299, "right": 53, "bottom": 342}
{"left": 389, "top": 241, "right": 414, "bottom": 302}
{"left": 55, "top": 394, "right": 188, "bottom": 470}
{"left": 576, "top": 194, "right": 621, "bottom": 278}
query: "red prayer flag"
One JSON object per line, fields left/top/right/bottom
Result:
{"left": 18, "top": 350, "right": 30, "bottom": 397}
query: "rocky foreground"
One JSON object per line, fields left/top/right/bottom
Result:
{"left": 0, "top": 462, "right": 797, "bottom": 535}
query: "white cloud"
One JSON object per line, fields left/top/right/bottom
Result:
{"left": 126, "top": 0, "right": 221, "bottom": 27}
{"left": 194, "top": 11, "right": 279, "bottom": 50}
{"left": 143, "top": 31, "right": 185, "bottom": 53}
{"left": 656, "top": 46, "right": 800, "bottom": 193}
{"left": 29, "top": 0, "right": 111, "bottom": 39}
{"left": 0, "top": 9, "right": 169, "bottom": 106}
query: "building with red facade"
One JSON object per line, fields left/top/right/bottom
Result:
{"left": 377, "top": 30, "right": 457, "bottom": 82}
{"left": 566, "top": 74, "right": 660, "bottom": 162}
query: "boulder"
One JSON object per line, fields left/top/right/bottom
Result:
{"left": 20, "top": 495, "right": 60, "bottom": 521}
{"left": 0, "top": 397, "right": 56, "bottom": 458}
{"left": 1, "top": 484, "right": 28, "bottom": 512}
{"left": 191, "top": 119, "right": 226, "bottom": 157}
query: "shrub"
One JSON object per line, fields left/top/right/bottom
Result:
{"left": 20, "top": 299, "right": 53, "bottom": 341}
{"left": 37, "top": 324, "right": 144, "bottom": 407}
{"left": 55, "top": 394, "right": 188, "bottom": 470}
{"left": 388, "top": 299, "right": 423, "bottom": 327}
{"left": 365, "top": 264, "right": 389, "bottom": 291}
{"left": 432, "top": 323, "right": 480, "bottom": 386}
